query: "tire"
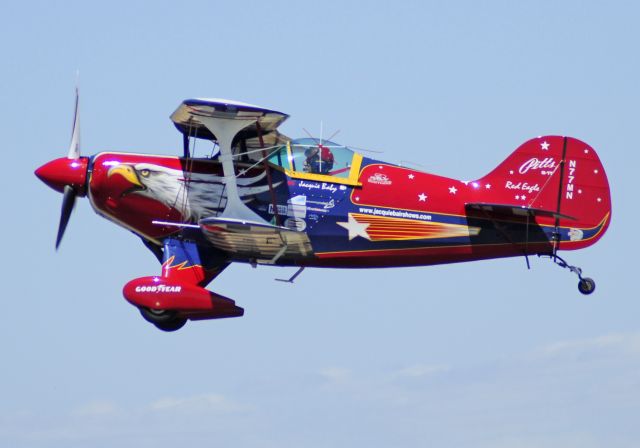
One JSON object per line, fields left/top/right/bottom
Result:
{"left": 154, "top": 318, "right": 187, "bottom": 332}
{"left": 139, "top": 308, "right": 187, "bottom": 332}
{"left": 139, "top": 307, "right": 177, "bottom": 324}
{"left": 578, "top": 278, "right": 596, "bottom": 295}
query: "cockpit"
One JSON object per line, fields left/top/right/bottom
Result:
{"left": 267, "top": 138, "right": 363, "bottom": 185}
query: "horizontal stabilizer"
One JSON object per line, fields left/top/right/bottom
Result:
{"left": 199, "top": 217, "right": 313, "bottom": 263}
{"left": 466, "top": 203, "right": 577, "bottom": 221}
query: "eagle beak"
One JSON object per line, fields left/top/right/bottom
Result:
{"left": 108, "top": 165, "right": 143, "bottom": 187}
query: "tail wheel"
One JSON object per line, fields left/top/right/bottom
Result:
{"left": 578, "top": 278, "right": 596, "bottom": 295}
{"left": 541, "top": 254, "right": 597, "bottom": 295}
{"left": 139, "top": 307, "right": 187, "bottom": 332}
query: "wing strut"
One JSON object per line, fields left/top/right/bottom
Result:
{"left": 256, "top": 121, "right": 282, "bottom": 226}
{"left": 182, "top": 132, "right": 190, "bottom": 158}
{"left": 196, "top": 115, "right": 267, "bottom": 224}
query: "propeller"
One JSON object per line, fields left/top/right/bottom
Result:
{"left": 55, "top": 87, "right": 81, "bottom": 249}
{"left": 68, "top": 86, "right": 81, "bottom": 159}
{"left": 56, "top": 185, "right": 77, "bottom": 249}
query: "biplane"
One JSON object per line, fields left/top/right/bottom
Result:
{"left": 35, "top": 94, "right": 612, "bottom": 331}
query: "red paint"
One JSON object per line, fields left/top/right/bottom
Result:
{"left": 122, "top": 276, "right": 243, "bottom": 318}
{"left": 35, "top": 157, "right": 89, "bottom": 194}
{"left": 87, "top": 153, "right": 239, "bottom": 240}
{"left": 477, "top": 136, "right": 611, "bottom": 230}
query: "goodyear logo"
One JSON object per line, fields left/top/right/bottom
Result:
{"left": 135, "top": 285, "right": 182, "bottom": 293}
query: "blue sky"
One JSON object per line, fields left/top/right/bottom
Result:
{"left": 2, "top": 1, "right": 639, "bottom": 447}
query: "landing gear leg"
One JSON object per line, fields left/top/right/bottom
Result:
{"left": 539, "top": 254, "right": 596, "bottom": 295}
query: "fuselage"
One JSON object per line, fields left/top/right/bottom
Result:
{"left": 81, "top": 149, "right": 606, "bottom": 269}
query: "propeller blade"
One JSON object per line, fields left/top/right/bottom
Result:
{"left": 56, "top": 185, "right": 77, "bottom": 249}
{"left": 67, "top": 87, "right": 81, "bottom": 159}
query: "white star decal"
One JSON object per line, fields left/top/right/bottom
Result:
{"left": 521, "top": 194, "right": 527, "bottom": 200}
{"left": 509, "top": 170, "right": 514, "bottom": 175}
{"left": 354, "top": 196, "right": 360, "bottom": 201}
{"left": 584, "top": 149, "right": 589, "bottom": 154}
{"left": 485, "top": 183, "right": 491, "bottom": 189}
{"left": 418, "top": 193, "right": 427, "bottom": 202}
{"left": 515, "top": 195, "right": 521, "bottom": 200}
{"left": 449, "top": 186, "right": 457, "bottom": 194}
{"left": 597, "top": 197, "right": 602, "bottom": 203}
{"left": 594, "top": 169, "right": 599, "bottom": 174}
{"left": 408, "top": 174, "right": 415, "bottom": 180}
{"left": 337, "top": 214, "right": 371, "bottom": 241}
{"left": 541, "top": 141, "right": 550, "bottom": 150}
{"left": 578, "top": 189, "right": 583, "bottom": 194}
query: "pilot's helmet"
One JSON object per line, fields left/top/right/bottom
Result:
{"left": 305, "top": 146, "right": 319, "bottom": 158}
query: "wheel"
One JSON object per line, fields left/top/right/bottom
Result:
{"left": 139, "top": 308, "right": 187, "bottom": 332}
{"left": 139, "top": 307, "right": 177, "bottom": 324}
{"left": 578, "top": 277, "right": 596, "bottom": 295}
{"left": 154, "top": 318, "right": 187, "bottom": 332}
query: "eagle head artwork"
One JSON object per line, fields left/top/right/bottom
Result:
{"left": 107, "top": 162, "right": 276, "bottom": 222}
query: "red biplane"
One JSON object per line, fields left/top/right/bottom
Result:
{"left": 36, "top": 93, "right": 611, "bottom": 331}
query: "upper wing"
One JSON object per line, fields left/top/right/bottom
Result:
{"left": 170, "top": 98, "right": 290, "bottom": 148}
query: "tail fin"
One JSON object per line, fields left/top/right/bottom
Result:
{"left": 477, "top": 136, "right": 611, "bottom": 250}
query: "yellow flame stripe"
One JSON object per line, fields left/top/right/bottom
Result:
{"left": 351, "top": 213, "right": 478, "bottom": 241}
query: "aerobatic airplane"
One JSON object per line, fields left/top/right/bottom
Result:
{"left": 35, "top": 94, "right": 611, "bottom": 331}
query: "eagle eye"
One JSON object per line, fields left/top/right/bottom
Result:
{"left": 140, "top": 169, "right": 150, "bottom": 177}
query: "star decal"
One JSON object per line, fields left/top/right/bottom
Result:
{"left": 408, "top": 174, "right": 415, "bottom": 180}
{"left": 485, "top": 183, "right": 491, "bottom": 189}
{"left": 337, "top": 214, "right": 371, "bottom": 240}
{"left": 541, "top": 141, "right": 550, "bottom": 150}
{"left": 515, "top": 195, "right": 521, "bottom": 200}
{"left": 597, "top": 197, "right": 602, "bottom": 203}
{"left": 509, "top": 170, "right": 514, "bottom": 175}
{"left": 521, "top": 194, "right": 527, "bottom": 200}
{"left": 418, "top": 193, "right": 427, "bottom": 202}
{"left": 594, "top": 169, "right": 599, "bottom": 174}
{"left": 449, "top": 186, "right": 457, "bottom": 194}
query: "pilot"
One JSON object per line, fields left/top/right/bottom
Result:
{"left": 304, "top": 144, "right": 334, "bottom": 174}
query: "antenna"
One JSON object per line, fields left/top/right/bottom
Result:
{"left": 319, "top": 121, "right": 323, "bottom": 172}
